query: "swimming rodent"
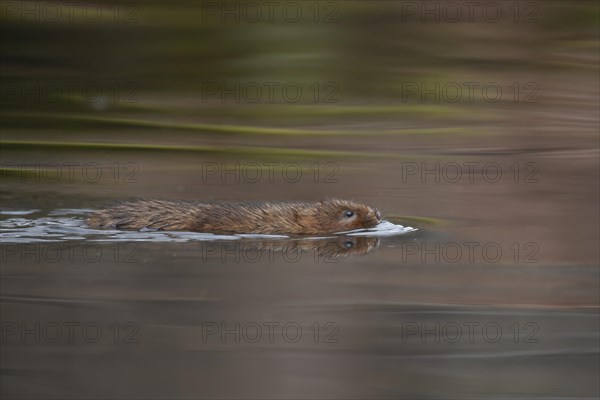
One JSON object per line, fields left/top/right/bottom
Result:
{"left": 86, "top": 199, "right": 382, "bottom": 235}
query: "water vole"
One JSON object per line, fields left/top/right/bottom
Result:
{"left": 86, "top": 199, "right": 381, "bottom": 235}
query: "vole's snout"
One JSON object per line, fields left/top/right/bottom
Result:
{"left": 360, "top": 209, "right": 380, "bottom": 229}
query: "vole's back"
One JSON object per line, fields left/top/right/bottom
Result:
{"left": 87, "top": 200, "right": 204, "bottom": 231}
{"left": 86, "top": 199, "right": 380, "bottom": 235}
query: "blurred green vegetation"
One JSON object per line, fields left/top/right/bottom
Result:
{"left": 1, "top": 1, "right": 598, "bottom": 147}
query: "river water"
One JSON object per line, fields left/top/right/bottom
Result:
{"left": 1, "top": 1, "right": 599, "bottom": 399}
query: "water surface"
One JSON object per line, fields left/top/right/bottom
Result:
{"left": 1, "top": 1, "right": 599, "bottom": 399}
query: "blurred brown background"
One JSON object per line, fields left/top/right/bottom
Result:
{"left": 1, "top": 1, "right": 599, "bottom": 399}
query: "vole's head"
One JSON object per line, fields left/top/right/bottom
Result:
{"left": 318, "top": 199, "right": 381, "bottom": 233}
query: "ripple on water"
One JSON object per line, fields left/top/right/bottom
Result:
{"left": 0, "top": 210, "right": 41, "bottom": 216}
{"left": 0, "top": 209, "right": 417, "bottom": 243}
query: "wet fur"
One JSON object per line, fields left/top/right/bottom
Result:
{"left": 86, "top": 199, "right": 381, "bottom": 235}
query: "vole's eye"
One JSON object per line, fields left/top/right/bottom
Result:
{"left": 344, "top": 210, "right": 354, "bottom": 218}
{"left": 344, "top": 241, "right": 353, "bottom": 248}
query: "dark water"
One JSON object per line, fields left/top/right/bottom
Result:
{"left": 1, "top": 1, "right": 599, "bottom": 399}
{"left": 1, "top": 166, "right": 598, "bottom": 399}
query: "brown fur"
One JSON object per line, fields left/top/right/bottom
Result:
{"left": 86, "top": 199, "right": 381, "bottom": 235}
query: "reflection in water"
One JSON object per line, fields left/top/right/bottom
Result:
{"left": 204, "top": 236, "right": 381, "bottom": 260}
{"left": 0, "top": 211, "right": 411, "bottom": 261}
{"left": 0, "top": 210, "right": 386, "bottom": 259}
